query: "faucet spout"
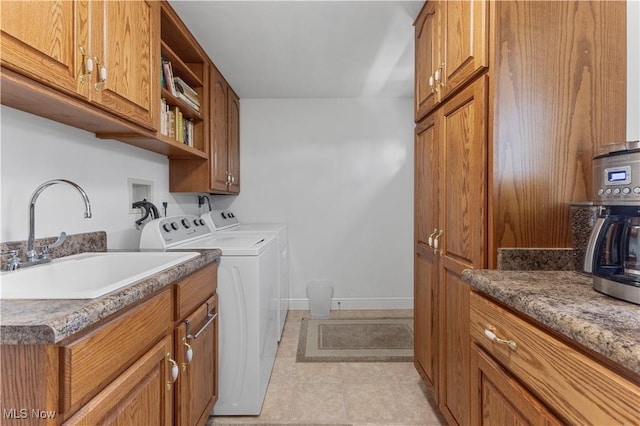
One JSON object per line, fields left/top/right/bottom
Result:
{"left": 27, "top": 179, "right": 92, "bottom": 261}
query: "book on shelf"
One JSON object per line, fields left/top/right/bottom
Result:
{"left": 173, "top": 77, "right": 200, "bottom": 112}
{"left": 161, "top": 58, "right": 177, "bottom": 96}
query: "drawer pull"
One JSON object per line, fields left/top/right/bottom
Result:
{"left": 484, "top": 325, "right": 517, "bottom": 350}
{"left": 185, "top": 302, "right": 217, "bottom": 340}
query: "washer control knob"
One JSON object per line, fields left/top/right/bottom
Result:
{"left": 181, "top": 219, "right": 191, "bottom": 228}
{"left": 221, "top": 212, "right": 227, "bottom": 219}
{"left": 162, "top": 223, "right": 172, "bottom": 232}
{"left": 170, "top": 222, "right": 179, "bottom": 230}
{"left": 199, "top": 219, "right": 206, "bottom": 226}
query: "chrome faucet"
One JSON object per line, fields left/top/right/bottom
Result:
{"left": 24, "top": 179, "right": 92, "bottom": 266}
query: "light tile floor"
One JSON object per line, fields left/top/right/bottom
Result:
{"left": 208, "top": 310, "right": 445, "bottom": 426}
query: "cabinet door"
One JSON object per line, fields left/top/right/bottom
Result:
{"left": 415, "top": 114, "right": 438, "bottom": 247}
{"left": 470, "top": 345, "right": 563, "bottom": 426}
{"left": 0, "top": 1, "right": 87, "bottom": 97}
{"left": 175, "top": 295, "right": 218, "bottom": 426}
{"left": 210, "top": 67, "right": 230, "bottom": 193}
{"left": 414, "top": 0, "right": 440, "bottom": 121}
{"left": 90, "top": 0, "right": 158, "bottom": 130}
{"left": 63, "top": 335, "right": 173, "bottom": 426}
{"left": 437, "top": 77, "right": 487, "bottom": 426}
{"left": 414, "top": 246, "right": 438, "bottom": 393}
{"left": 227, "top": 89, "right": 241, "bottom": 194}
{"left": 439, "top": 76, "right": 487, "bottom": 269}
{"left": 440, "top": 0, "right": 488, "bottom": 100}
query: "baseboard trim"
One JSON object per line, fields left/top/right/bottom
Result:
{"left": 288, "top": 297, "right": 413, "bottom": 311}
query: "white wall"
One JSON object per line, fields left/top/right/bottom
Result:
{"left": 0, "top": 106, "right": 202, "bottom": 249}
{"left": 226, "top": 98, "right": 414, "bottom": 309}
{"left": 629, "top": 0, "right": 639, "bottom": 140}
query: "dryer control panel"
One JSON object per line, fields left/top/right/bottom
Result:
{"left": 140, "top": 215, "right": 212, "bottom": 249}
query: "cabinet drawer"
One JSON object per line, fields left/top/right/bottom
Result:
{"left": 470, "top": 291, "right": 640, "bottom": 425}
{"left": 175, "top": 261, "right": 217, "bottom": 319}
{"left": 60, "top": 290, "right": 172, "bottom": 416}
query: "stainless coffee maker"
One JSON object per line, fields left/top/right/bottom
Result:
{"left": 584, "top": 141, "right": 640, "bottom": 305}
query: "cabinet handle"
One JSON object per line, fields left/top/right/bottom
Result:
{"left": 79, "top": 47, "right": 93, "bottom": 84}
{"left": 93, "top": 57, "right": 107, "bottom": 91}
{"left": 225, "top": 172, "right": 231, "bottom": 184}
{"left": 434, "top": 63, "right": 444, "bottom": 88}
{"left": 185, "top": 302, "right": 217, "bottom": 340}
{"left": 433, "top": 229, "right": 443, "bottom": 255}
{"left": 484, "top": 325, "right": 517, "bottom": 350}
{"left": 230, "top": 175, "right": 235, "bottom": 184}
{"left": 427, "top": 228, "right": 438, "bottom": 248}
{"left": 166, "top": 352, "right": 179, "bottom": 390}
{"left": 182, "top": 338, "right": 193, "bottom": 371}
{"left": 428, "top": 75, "right": 435, "bottom": 93}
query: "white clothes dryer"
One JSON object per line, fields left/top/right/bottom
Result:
{"left": 139, "top": 215, "right": 278, "bottom": 415}
{"left": 201, "top": 210, "right": 289, "bottom": 341}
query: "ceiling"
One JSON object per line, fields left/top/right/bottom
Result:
{"left": 168, "top": 1, "right": 423, "bottom": 99}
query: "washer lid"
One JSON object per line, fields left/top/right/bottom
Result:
{"left": 175, "top": 233, "right": 276, "bottom": 256}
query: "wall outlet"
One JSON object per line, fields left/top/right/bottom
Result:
{"left": 128, "top": 178, "right": 153, "bottom": 214}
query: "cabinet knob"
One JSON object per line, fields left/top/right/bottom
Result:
{"left": 484, "top": 325, "right": 517, "bottom": 351}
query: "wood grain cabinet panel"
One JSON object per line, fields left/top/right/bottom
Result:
{"left": 413, "top": 1, "right": 625, "bottom": 424}
{"left": 470, "top": 344, "right": 563, "bottom": 426}
{"left": 60, "top": 290, "right": 172, "bottom": 416}
{"left": 0, "top": 1, "right": 82, "bottom": 97}
{"left": 414, "top": 0, "right": 488, "bottom": 121}
{"left": 89, "top": 0, "right": 159, "bottom": 130}
{"left": 470, "top": 292, "right": 640, "bottom": 425}
{"left": 175, "top": 295, "right": 218, "bottom": 426}
{"left": 63, "top": 335, "right": 174, "bottom": 426}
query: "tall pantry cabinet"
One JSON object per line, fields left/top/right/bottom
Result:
{"left": 413, "top": 1, "right": 626, "bottom": 425}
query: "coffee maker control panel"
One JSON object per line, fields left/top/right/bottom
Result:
{"left": 593, "top": 143, "right": 640, "bottom": 205}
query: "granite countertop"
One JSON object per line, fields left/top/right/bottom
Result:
{"left": 461, "top": 269, "right": 640, "bottom": 376}
{"left": 0, "top": 249, "right": 221, "bottom": 345}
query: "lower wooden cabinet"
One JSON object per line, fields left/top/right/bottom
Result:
{"left": 175, "top": 295, "right": 218, "bottom": 426}
{"left": 0, "top": 261, "right": 219, "bottom": 426}
{"left": 63, "top": 335, "right": 174, "bottom": 426}
{"left": 470, "top": 291, "right": 640, "bottom": 425}
{"left": 471, "top": 343, "right": 562, "bottom": 426}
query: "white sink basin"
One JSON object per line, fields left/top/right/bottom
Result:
{"left": 0, "top": 251, "right": 200, "bottom": 299}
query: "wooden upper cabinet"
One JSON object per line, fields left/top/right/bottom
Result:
{"left": 439, "top": 77, "right": 487, "bottom": 269}
{"left": 210, "top": 66, "right": 230, "bottom": 193}
{"left": 439, "top": 0, "right": 488, "bottom": 101}
{"left": 414, "top": 0, "right": 488, "bottom": 122}
{"left": 89, "top": 0, "right": 159, "bottom": 131}
{"left": 414, "top": 1, "right": 439, "bottom": 121}
{"left": 0, "top": 1, "right": 158, "bottom": 131}
{"left": 227, "top": 89, "right": 241, "bottom": 194}
{"left": 0, "top": 1, "right": 82, "bottom": 97}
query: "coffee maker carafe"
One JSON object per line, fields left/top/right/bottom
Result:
{"left": 583, "top": 141, "right": 640, "bottom": 305}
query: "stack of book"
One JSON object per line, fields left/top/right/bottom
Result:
{"left": 159, "top": 101, "right": 194, "bottom": 147}
{"left": 161, "top": 58, "right": 200, "bottom": 112}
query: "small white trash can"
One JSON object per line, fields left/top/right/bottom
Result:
{"left": 307, "top": 280, "right": 333, "bottom": 319}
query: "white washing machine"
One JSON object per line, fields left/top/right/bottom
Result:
{"left": 202, "top": 210, "right": 289, "bottom": 341}
{"left": 139, "top": 215, "right": 278, "bottom": 415}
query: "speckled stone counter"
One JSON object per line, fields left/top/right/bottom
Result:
{"left": 0, "top": 248, "right": 221, "bottom": 345}
{"left": 461, "top": 269, "right": 640, "bottom": 376}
